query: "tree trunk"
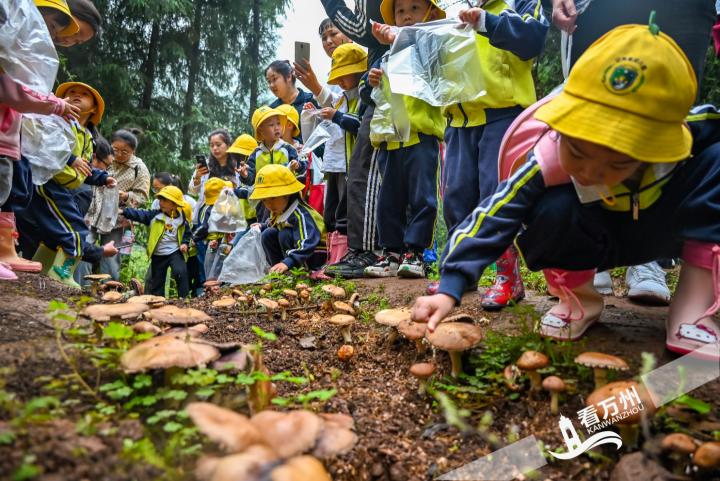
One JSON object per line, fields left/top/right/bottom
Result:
{"left": 181, "top": 3, "right": 203, "bottom": 160}
{"left": 248, "top": 0, "right": 260, "bottom": 122}
{"left": 141, "top": 19, "right": 160, "bottom": 111}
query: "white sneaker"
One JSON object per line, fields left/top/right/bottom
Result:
{"left": 626, "top": 262, "right": 672, "bottom": 305}
{"left": 593, "top": 271, "right": 613, "bottom": 295}
{"left": 363, "top": 252, "right": 401, "bottom": 278}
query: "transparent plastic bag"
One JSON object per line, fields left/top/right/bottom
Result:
{"left": 97, "top": 185, "right": 120, "bottom": 234}
{"left": 21, "top": 113, "right": 77, "bottom": 185}
{"left": 0, "top": 0, "right": 59, "bottom": 95}
{"left": 301, "top": 108, "right": 323, "bottom": 143}
{"left": 218, "top": 226, "right": 270, "bottom": 285}
{"left": 205, "top": 242, "right": 231, "bottom": 282}
{"left": 385, "top": 19, "right": 486, "bottom": 107}
{"left": 299, "top": 108, "right": 342, "bottom": 156}
{"left": 209, "top": 188, "right": 246, "bottom": 233}
{"left": 370, "top": 61, "right": 411, "bottom": 144}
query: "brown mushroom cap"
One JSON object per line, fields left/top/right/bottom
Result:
{"left": 151, "top": 306, "right": 212, "bottom": 325}
{"left": 263, "top": 283, "right": 273, "bottom": 290}
{"left": 503, "top": 365, "right": 519, "bottom": 381}
{"left": 186, "top": 402, "right": 261, "bottom": 453}
{"left": 203, "top": 281, "right": 221, "bottom": 287}
{"left": 104, "top": 280, "right": 126, "bottom": 291}
{"left": 232, "top": 289, "right": 244, "bottom": 297}
{"left": 398, "top": 319, "right": 428, "bottom": 340}
{"left": 102, "top": 291, "right": 123, "bottom": 303}
{"left": 206, "top": 445, "right": 278, "bottom": 481}
{"left": 283, "top": 289, "right": 298, "bottom": 297}
{"left": 425, "top": 322, "right": 483, "bottom": 352}
{"left": 329, "top": 314, "right": 355, "bottom": 326}
{"left": 321, "top": 285, "right": 345, "bottom": 298}
{"left": 130, "top": 321, "right": 162, "bottom": 335}
{"left": 251, "top": 410, "right": 324, "bottom": 459}
{"left": 311, "top": 425, "right": 358, "bottom": 459}
{"left": 375, "top": 308, "right": 412, "bottom": 327}
{"left": 318, "top": 413, "right": 354, "bottom": 430}
{"left": 212, "top": 350, "right": 251, "bottom": 372}
{"left": 212, "top": 298, "right": 237, "bottom": 308}
{"left": 161, "top": 327, "right": 203, "bottom": 339}
{"left": 442, "top": 314, "right": 475, "bottom": 323}
{"left": 338, "top": 345, "right": 354, "bottom": 363}
{"left": 295, "top": 283, "right": 309, "bottom": 290}
{"left": 258, "top": 298, "right": 279, "bottom": 310}
{"left": 121, "top": 335, "right": 220, "bottom": 373}
{"left": 586, "top": 381, "right": 656, "bottom": 425}
{"left": 409, "top": 363, "right": 436, "bottom": 379}
{"left": 278, "top": 299, "right": 290, "bottom": 308}
{"left": 517, "top": 351, "right": 550, "bottom": 371}
{"left": 84, "top": 273, "right": 111, "bottom": 281}
{"left": 127, "top": 295, "right": 166, "bottom": 305}
{"left": 195, "top": 455, "right": 222, "bottom": 481}
{"left": 661, "top": 433, "right": 697, "bottom": 455}
{"left": 542, "top": 376, "right": 566, "bottom": 393}
{"left": 300, "top": 290, "right": 310, "bottom": 299}
{"left": 189, "top": 324, "right": 208, "bottom": 334}
{"left": 575, "top": 352, "right": 629, "bottom": 371}
{"left": 692, "top": 442, "right": 720, "bottom": 468}
{"left": 333, "top": 301, "right": 354, "bottom": 315}
{"left": 80, "top": 303, "right": 149, "bottom": 322}
{"left": 270, "top": 455, "right": 331, "bottom": 481}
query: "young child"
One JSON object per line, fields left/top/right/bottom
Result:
{"left": 250, "top": 164, "right": 326, "bottom": 274}
{"left": 120, "top": 186, "right": 191, "bottom": 298}
{"left": 226, "top": 134, "right": 259, "bottom": 228}
{"left": 425, "top": 1, "right": 549, "bottom": 308}
{"left": 193, "top": 178, "right": 234, "bottom": 280}
{"left": 276, "top": 104, "right": 303, "bottom": 151}
{"left": 413, "top": 23, "right": 720, "bottom": 360}
{"left": 362, "top": 0, "right": 446, "bottom": 279}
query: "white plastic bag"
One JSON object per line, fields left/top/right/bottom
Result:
{"left": 21, "top": 113, "right": 76, "bottom": 185}
{"left": 301, "top": 108, "right": 323, "bottom": 143}
{"left": 218, "top": 226, "right": 270, "bottom": 285}
{"left": 370, "top": 60, "right": 411, "bottom": 144}
{"left": 385, "top": 19, "right": 486, "bottom": 107}
{"left": 205, "top": 243, "right": 230, "bottom": 282}
{"left": 0, "top": 0, "right": 59, "bottom": 95}
{"left": 97, "top": 185, "right": 120, "bottom": 234}
{"left": 299, "top": 108, "right": 342, "bottom": 156}
{"left": 209, "top": 188, "right": 246, "bottom": 233}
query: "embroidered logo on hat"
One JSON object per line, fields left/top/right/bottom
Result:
{"left": 602, "top": 58, "right": 646, "bottom": 95}
{"left": 257, "top": 173, "right": 265, "bottom": 185}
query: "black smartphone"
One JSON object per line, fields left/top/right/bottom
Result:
{"left": 115, "top": 242, "right": 134, "bottom": 249}
{"left": 195, "top": 154, "right": 207, "bottom": 170}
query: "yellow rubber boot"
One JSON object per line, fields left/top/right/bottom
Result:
{"left": 47, "top": 249, "right": 81, "bottom": 289}
{"left": 32, "top": 244, "right": 57, "bottom": 276}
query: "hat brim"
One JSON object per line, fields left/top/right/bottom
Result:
{"left": 328, "top": 62, "right": 367, "bottom": 85}
{"left": 535, "top": 90, "right": 692, "bottom": 163}
{"left": 227, "top": 146, "right": 255, "bottom": 156}
{"left": 55, "top": 82, "right": 105, "bottom": 124}
{"left": 35, "top": 0, "right": 81, "bottom": 36}
{"left": 249, "top": 179, "right": 305, "bottom": 200}
{"left": 254, "top": 112, "right": 287, "bottom": 142}
{"left": 380, "top": 0, "right": 446, "bottom": 25}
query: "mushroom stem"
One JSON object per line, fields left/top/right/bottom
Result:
{"left": 619, "top": 424, "right": 639, "bottom": 450}
{"left": 593, "top": 368, "right": 608, "bottom": 389}
{"left": 449, "top": 351, "right": 463, "bottom": 379}
{"left": 527, "top": 371, "right": 542, "bottom": 390}
{"left": 670, "top": 455, "right": 688, "bottom": 476}
{"left": 418, "top": 378, "right": 428, "bottom": 395}
{"left": 280, "top": 308, "right": 287, "bottom": 321}
{"left": 415, "top": 339, "right": 426, "bottom": 355}
{"left": 386, "top": 330, "right": 399, "bottom": 346}
{"left": 340, "top": 326, "right": 352, "bottom": 344}
{"left": 550, "top": 393, "right": 559, "bottom": 414}
{"left": 90, "top": 281, "right": 99, "bottom": 297}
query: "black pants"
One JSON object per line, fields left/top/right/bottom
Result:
{"left": 187, "top": 255, "right": 202, "bottom": 297}
{"left": 346, "top": 105, "right": 381, "bottom": 251}
{"left": 151, "top": 250, "right": 189, "bottom": 298}
{"left": 324, "top": 172, "right": 348, "bottom": 235}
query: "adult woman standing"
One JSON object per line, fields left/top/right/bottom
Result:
{"left": 78, "top": 128, "right": 151, "bottom": 284}
{"left": 266, "top": 60, "right": 319, "bottom": 143}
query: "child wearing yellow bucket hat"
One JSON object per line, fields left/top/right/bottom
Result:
{"left": 34, "top": 0, "right": 80, "bottom": 37}
{"left": 414, "top": 19, "right": 720, "bottom": 361}
{"left": 119, "top": 186, "right": 192, "bottom": 298}
{"left": 275, "top": 104, "right": 302, "bottom": 150}
{"left": 249, "top": 164, "right": 327, "bottom": 275}
{"left": 193, "top": 178, "right": 234, "bottom": 246}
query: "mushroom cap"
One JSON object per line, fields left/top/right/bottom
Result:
{"left": 263, "top": 283, "right": 273, "bottom": 290}
{"left": 517, "top": 351, "right": 550, "bottom": 371}
{"left": 321, "top": 285, "right": 345, "bottom": 298}
{"left": 295, "top": 283, "right": 309, "bottom": 290}
{"left": 186, "top": 402, "right": 262, "bottom": 453}
{"left": 586, "top": 381, "right": 656, "bottom": 425}
{"left": 329, "top": 314, "right": 355, "bottom": 326}
{"left": 692, "top": 442, "right": 720, "bottom": 468}
{"left": 232, "top": 289, "right": 244, "bottom": 297}
{"left": 442, "top": 314, "right": 475, "bottom": 323}
{"left": 212, "top": 350, "right": 251, "bottom": 372}
{"left": 374, "top": 308, "right": 412, "bottom": 327}
{"left": 212, "top": 298, "right": 237, "bottom": 308}
{"left": 238, "top": 296, "right": 248, "bottom": 303}
{"left": 195, "top": 455, "right": 222, "bottom": 481}
{"left": 102, "top": 291, "right": 123, "bottom": 303}
{"left": 503, "top": 365, "right": 519, "bottom": 381}
{"left": 121, "top": 335, "right": 220, "bottom": 373}
{"left": 105, "top": 280, "right": 126, "bottom": 291}
{"left": 338, "top": 345, "right": 354, "bottom": 363}
{"left": 425, "top": 322, "right": 483, "bottom": 352}
{"left": 127, "top": 295, "right": 166, "bottom": 305}
{"left": 258, "top": 298, "right": 279, "bottom": 310}
{"left": 203, "top": 281, "right": 221, "bottom": 287}
{"left": 151, "top": 306, "right": 212, "bottom": 325}
{"left": 300, "top": 290, "right": 310, "bottom": 299}
{"left": 206, "top": 445, "right": 278, "bottom": 481}
{"left": 318, "top": 413, "right": 354, "bottom": 430}
{"left": 161, "top": 327, "right": 203, "bottom": 339}
{"left": 80, "top": 303, "right": 149, "bottom": 322}
{"left": 311, "top": 425, "right": 358, "bottom": 459}
{"left": 409, "top": 363, "right": 435, "bottom": 378}
{"left": 189, "top": 324, "right": 208, "bottom": 334}
{"left": 84, "top": 273, "right": 111, "bottom": 281}
{"left": 270, "top": 455, "right": 331, "bottom": 481}
{"left": 130, "top": 321, "right": 161, "bottom": 335}
{"left": 283, "top": 289, "right": 298, "bottom": 297}
{"left": 278, "top": 299, "right": 290, "bottom": 308}
{"left": 251, "top": 410, "right": 324, "bottom": 459}
{"left": 542, "top": 376, "right": 566, "bottom": 392}
{"left": 398, "top": 319, "right": 428, "bottom": 340}
{"left": 575, "top": 352, "right": 629, "bottom": 371}
{"left": 333, "top": 301, "right": 354, "bottom": 315}
{"left": 661, "top": 433, "right": 697, "bottom": 455}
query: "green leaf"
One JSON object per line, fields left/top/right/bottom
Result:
{"left": 252, "top": 326, "right": 276, "bottom": 341}
{"left": 195, "top": 388, "right": 215, "bottom": 397}
{"left": 676, "top": 394, "right": 711, "bottom": 414}
{"left": 103, "top": 322, "right": 134, "bottom": 340}
{"left": 99, "top": 380, "right": 126, "bottom": 392}
{"left": 132, "top": 374, "right": 152, "bottom": 389}
{"left": 509, "top": 393, "right": 520, "bottom": 400}
{"left": 107, "top": 386, "right": 133, "bottom": 399}
{"left": 163, "top": 421, "right": 183, "bottom": 433}
{"left": 0, "top": 431, "right": 16, "bottom": 445}
{"left": 162, "top": 390, "right": 188, "bottom": 400}
{"left": 270, "top": 398, "right": 293, "bottom": 406}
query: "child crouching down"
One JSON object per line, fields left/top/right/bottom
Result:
{"left": 413, "top": 22, "right": 720, "bottom": 361}
{"left": 250, "top": 165, "right": 326, "bottom": 274}
{"left": 120, "top": 186, "right": 191, "bottom": 298}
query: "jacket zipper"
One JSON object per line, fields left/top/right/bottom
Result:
{"left": 632, "top": 193, "right": 639, "bottom": 220}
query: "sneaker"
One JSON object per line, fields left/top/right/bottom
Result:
{"left": 626, "top": 262, "right": 671, "bottom": 305}
{"left": 398, "top": 252, "right": 426, "bottom": 279}
{"left": 426, "top": 280, "right": 478, "bottom": 295}
{"left": 364, "top": 252, "right": 401, "bottom": 278}
{"left": 326, "top": 250, "right": 379, "bottom": 279}
{"left": 593, "top": 271, "right": 614, "bottom": 295}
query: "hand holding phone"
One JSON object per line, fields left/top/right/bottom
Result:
{"left": 295, "top": 41, "right": 310, "bottom": 70}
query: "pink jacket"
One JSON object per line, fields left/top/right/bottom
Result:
{"left": 0, "top": 73, "right": 65, "bottom": 160}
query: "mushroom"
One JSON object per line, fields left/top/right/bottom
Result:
{"left": 425, "top": 322, "right": 483, "bottom": 380}
{"left": 80, "top": 303, "right": 149, "bottom": 323}
{"left": 213, "top": 297, "right": 236, "bottom": 308}
{"left": 189, "top": 324, "right": 208, "bottom": 334}
{"left": 121, "top": 335, "right": 220, "bottom": 373}
{"left": 503, "top": 365, "right": 524, "bottom": 392}
{"left": 197, "top": 445, "right": 278, "bottom": 481}
{"left": 586, "top": 381, "right": 656, "bottom": 449}
{"left": 237, "top": 295, "right": 248, "bottom": 305}
{"left": 329, "top": 315, "right": 355, "bottom": 343}
{"left": 299, "top": 290, "right": 310, "bottom": 306}
{"left": 333, "top": 301, "right": 355, "bottom": 315}
{"left": 397, "top": 319, "right": 428, "bottom": 354}
{"left": 257, "top": 298, "right": 278, "bottom": 317}
{"left": 338, "top": 345, "right": 354, "bottom": 365}
{"left": 127, "top": 295, "right": 166, "bottom": 306}
{"left": 232, "top": 289, "right": 244, "bottom": 297}
{"left": 692, "top": 442, "right": 720, "bottom": 472}
{"left": 311, "top": 419, "right": 358, "bottom": 458}
{"left": 204, "top": 281, "right": 221, "bottom": 288}
{"left": 661, "top": 433, "right": 697, "bottom": 475}
{"left": 283, "top": 290, "right": 299, "bottom": 305}
{"left": 262, "top": 283, "right": 272, "bottom": 290}
{"left": 295, "top": 283, "right": 309, "bottom": 291}
{"left": 130, "top": 321, "right": 162, "bottom": 335}
{"left": 250, "top": 410, "right": 324, "bottom": 459}
{"left": 542, "top": 376, "right": 566, "bottom": 414}
{"left": 375, "top": 308, "right": 412, "bottom": 346}
{"left": 516, "top": 351, "right": 549, "bottom": 391}
{"left": 349, "top": 292, "right": 359, "bottom": 306}
{"left": 321, "top": 284, "right": 345, "bottom": 299}
{"left": 102, "top": 291, "right": 123, "bottom": 303}
{"left": 246, "top": 294, "right": 255, "bottom": 307}
{"left": 185, "top": 402, "right": 261, "bottom": 453}
{"left": 162, "top": 327, "right": 203, "bottom": 339}
{"left": 318, "top": 413, "right": 354, "bottom": 429}
{"left": 151, "top": 306, "right": 212, "bottom": 326}
{"left": 84, "top": 273, "right": 111, "bottom": 297}
{"left": 409, "top": 363, "right": 435, "bottom": 395}
{"left": 212, "top": 350, "right": 251, "bottom": 373}
{"left": 104, "top": 280, "right": 126, "bottom": 292}
{"left": 270, "top": 455, "right": 331, "bottom": 480}
{"left": 278, "top": 299, "right": 290, "bottom": 321}
{"left": 575, "top": 352, "right": 628, "bottom": 389}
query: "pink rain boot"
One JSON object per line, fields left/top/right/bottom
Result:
{"left": 665, "top": 241, "right": 720, "bottom": 360}
{"left": 0, "top": 212, "right": 41, "bottom": 272}
{"left": 481, "top": 246, "right": 525, "bottom": 310}
{"left": 538, "top": 269, "right": 604, "bottom": 341}
{"left": 0, "top": 261, "right": 17, "bottom": 281}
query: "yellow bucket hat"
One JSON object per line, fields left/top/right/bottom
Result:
{"left": 227, "top": 134, "right": 258, "bottom": 156}
{"left": 155, "top": 186, "right": 190, "bottom": 219}
{"left": 55, "top": 82, "right": 105, "bottom": 124}
{"left": 250, "top": 164, "right": 305, "bottom": 200}
{"left": 380, "top": 0, "right": 445, "bottom": 26}
{"left": 34, "top": 0, "right": 80, "bottom": 36}
{"left": 275, "top": 104, "right": 300, "bottom": 137}
{"left": 251, "top": 106, "right": 287, "bottom": 142}
{"left": 328, "top": 44, "right": 368, "bottom": 85}
{"left": 204, "top": 178, "right": 233, "bottom": 205}
{"left": 535, "top": 22, "right": 696, "bottom": 163}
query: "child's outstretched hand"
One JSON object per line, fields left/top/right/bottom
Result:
{"left": 372, "top": 22, "right": 397, "bottom": 45}
{"left": 412, "top": 293, "right": 456, "bottom": 332}
{"left": 101, "top": 241, "right": 119, "bottom": 258}
{"left": 236, "top": 164, "right": 249, "bottom": 178}
{"left": 60, "top": 98, "right": 81, "bottom": 123}
{"left": 321, "top": 107, "right": 336, "bottom": 120}
{"left": 106, "top": 177, "right": 117, "bottom": 187}
{"left": 368, "top": 68, "right": 384, "bottom": 87}
{"left": 180, "top": 244, "right": 188, "bottom": 254}
{"left": 289, "top": 160, "right": 299, "bottom": 171}
{"left": 71, "top": 157, "right": 92, "bottom": 177}
{"left": 302, "top": 102, "right": 317, "bottom": 111}
{"left": 459, "top": 8, "right": 486, "bottom": 29}
{"left": 209, "top": 239, "right": 219, "bottom": 249}
{"left": 270, "top": 262, "right": 289, "bottom": 274}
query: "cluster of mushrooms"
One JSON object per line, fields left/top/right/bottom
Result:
{"left": 188, "top": 402, "right": 355, "bottom": 480}
{"left": 661, "top": 434, "right": 720, "bottom": 476}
